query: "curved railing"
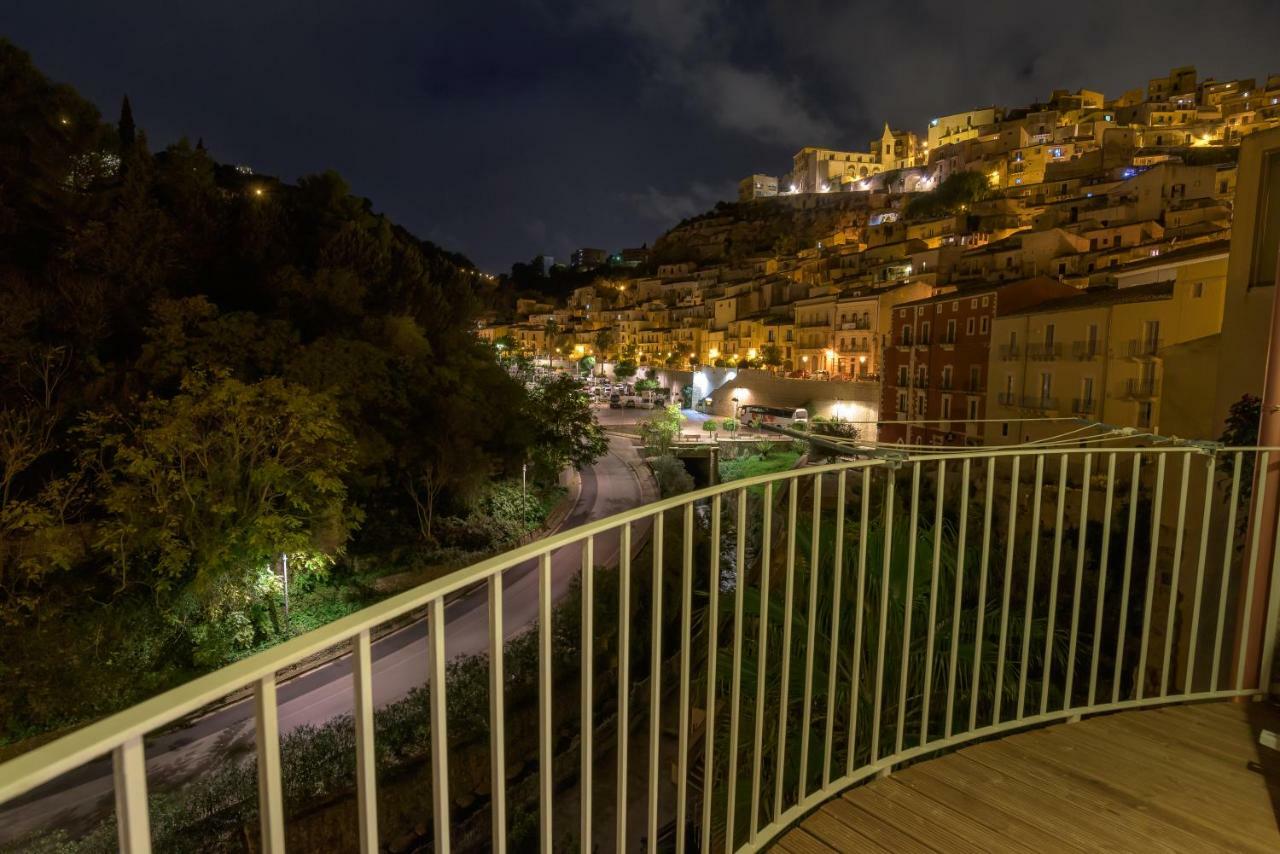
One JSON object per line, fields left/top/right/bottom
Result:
{"left": 2, "top": 445, "right": 1279, "bottom": 853}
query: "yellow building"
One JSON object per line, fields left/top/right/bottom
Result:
{"left": 987, "top": 256, "right": 1228, "bottom": 444}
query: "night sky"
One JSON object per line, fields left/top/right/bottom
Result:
{"left": 7, "top": 1, "right": 1280, "bottom": 272}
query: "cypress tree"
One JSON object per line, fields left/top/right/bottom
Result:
{"left": 118, "top": 95, "right": 136, "bottom": 150}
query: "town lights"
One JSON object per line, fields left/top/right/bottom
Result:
{"left": 747, "top": 348, "right": 758, "bottom": 360}
{"left": 708, "top": 347, "right": 719, "bottom": 359}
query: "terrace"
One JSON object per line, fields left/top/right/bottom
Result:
{"left": 2, "top": 446, "right": 1279, "bottom": 852}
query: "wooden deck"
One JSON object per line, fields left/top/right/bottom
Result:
{"left": 775, "top": 701, "right": 1280, "bottom": 853}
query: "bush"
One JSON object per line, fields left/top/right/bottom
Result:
{"left": 651, "top": 454, "right": 694, "bottom": 497}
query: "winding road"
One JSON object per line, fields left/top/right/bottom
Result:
{"left": 0, "top": 433, "right": 654, "bottom": 843}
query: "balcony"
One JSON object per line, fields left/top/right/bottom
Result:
{"left": 998, "top": 344, "right": 1021, "bottom": 360}
{"left": 1071, "top": 340, "right": 1102, "bottom": 360}
{"left": 1026, "top": 342, "right": 1063, "bottom": 361}
{"left": 1072, "top": 397, "right": 1097, "bottom": 414}
{"left": 839, "top": 321, "right": 871, "bottom": 331}
{"left": 1022, "top": 394, "right": 1060, "bottom": 411}
{"left": 1126, "top": 338, "right": 1163, "bottom": 359}
{"left": 939, "top": 334, "right": 957, "bottom": 349}
{"left": 2, "top": 449, "right": 1279, "bottom": 853}
{"left": 997, "top": 390, "right": 1019, "bottom": 406}
{"left": 1123, "top": 377, "right": 1160, "bottom": 399}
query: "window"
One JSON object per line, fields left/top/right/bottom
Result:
{"left": 921, "top": 320, "right": 932, "bottom": 344}
{"left": 1044, "top": 323, "right": 1056, "bottom": 346}
{"left": 942, "top": 395, "right": 952, "bottom": 419}
{"left": 942, "top": 365, "right": 953, "bottom": 387}
{"left": 952, "top": 300, "right": 959, "bottom": 312}
{"left": 899, "top": 366, "right": 909, "bottom": 385}
{"left": 967, "top": 398, "right": 979, "bottom": 420}
{"left": 898, "top": 391, "right": 908, "bottom": 412}
{"left": 966, "top": 317, "right": 976, "bottom": 335}
{"left": 970, "top": 298, "right": 978, "bottom": 309}
{"left": 1081, "top": 376, "right": 1094, "bottom": 405}
{"left": 1040, "top": 372, "right": 1052, "bottom": 400}
{"left": 946, "top": 319, "right": 957, "bottom": 342}
{"left": 1002, "top": 422, "right": 1010, "bottom": 437}
{"left": 902, "top": 326, "right": 913, "bottom": 346}
{"left": 981, "top": 296, "right": 989, "bottom": 307}
{"left": 980, "top": 316, "right": 990, "bottom": 334}
{"left": 969, "top": 365, "right": 981, "bottom": 390}
{"left": 1192, "top": 281, "right": 1205, "bottom": 298}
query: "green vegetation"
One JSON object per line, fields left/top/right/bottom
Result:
{"left": 0, "top": 40, "right": 604, "bottom": 744}
{"left": 904, "top": 170, "right": 994, "bottom": 219}
{"left": 718, "top": 448, "right": 801, "bottom": 484}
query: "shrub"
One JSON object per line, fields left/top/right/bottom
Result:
{"left": 651, "top": 454, "right": 694, "bottom": 497}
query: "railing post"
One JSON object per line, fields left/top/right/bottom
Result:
{"left": 352, "top": 630, "right": 378, "bottom": 854}
{"left": 539, "top": 552, "right": 554, "bottom": 851}
{"left": 429, "top": 597, "right": 451, "bottom": 854}
{"left": 580, "top": 536, "right": 594, "bottom": 851}
{"left": 254, "top": 676, "right": 286, "bottom": 854}
{"left": 113, "top": 736, "right": 151, "bottom": 854}
{"left": 616, "top": 524, "right": 632, "bottom": 854}
{"left": 488, "top": 574, "right": 507, "bottom": 853}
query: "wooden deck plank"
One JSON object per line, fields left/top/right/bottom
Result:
{"left": 784, "top": 702, "right": 1280, "bottom": 853}
{"left": 1064, "top": 713, "right": 1280, "bottom": 799}
{"left": 818, "top": 796, "right": 927, "bottom": 851}
{"left": 868, "top": 778, "right": 1035, "bottom": 854}
{"left": 888, "top": 764, "right": 1080, "bottom": 852}
{"left": 841, "top": 784, "right": 1000, "bottom": 854}
{"left": 995, "top": 724, "right": 1278, "bottom": 852}
{"left": 964, "top": 738, "right": 1243, "bottom": 852}
{"left": 772, "top": 826, "right": 840, "bottom": 854}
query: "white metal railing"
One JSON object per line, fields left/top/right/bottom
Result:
{"left": 1, "top": 446, "right": 1279, "bottom": 853}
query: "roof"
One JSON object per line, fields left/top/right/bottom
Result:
{"left": 1003, "top": 280, "right": 1174, "bottom": 317}
{"left": 895, "top": 275, "right": 1065, "bottom": 309}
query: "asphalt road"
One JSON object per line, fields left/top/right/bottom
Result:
{"left": 0, "top": 432, "right": 654, "bottom": 843}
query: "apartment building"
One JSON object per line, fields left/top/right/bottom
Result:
{"left": 881, "top": 277, "right": 1079, "bottom": 445}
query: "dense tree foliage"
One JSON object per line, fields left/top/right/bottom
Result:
{"left": 0, "top": 40, "right": 602, "bottom": 725}
{"left": 904, "top": 170, "right": 993, "bottom": 219}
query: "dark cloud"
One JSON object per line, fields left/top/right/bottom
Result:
{"left": 5, "top": 0, "right": 1279, "bottom": 271}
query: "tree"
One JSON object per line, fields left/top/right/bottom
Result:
{"left": 702, "top": 419, "right": 719, "bottom": 441}
{"left": 577, "top": 354, "right": 596, "bottom": 375}
{"left": 524, "top": 374, "right": 608, "bottom": 481}
{"left": 614, "top": 359, "right": 638, "bottom": 380}
{"left": 761, "top": 344, "right": 783, "bottom": 372}
{"left": 542, "top": 319, "right": 560, "bottom": 365}
{"left": 721, "top": 418, "right": 739, "bottom": 438}
{"left": 87, "top": 373, "right": 359, "bottom": 662}
{"left": 594, "top": 328, "right": 617, "bottom": 363}
{"left": 905, "top": 170, "right": 993, "bottom": 219}
{"left": 640, "top": 404, "right": 683, "bottom": 457}
{"left": 118, "top": 95, "right": 136, "bottom": 151}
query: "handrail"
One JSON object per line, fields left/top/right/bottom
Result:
{"left": 3, "top": 444, "right": 1279, "bottom": 853}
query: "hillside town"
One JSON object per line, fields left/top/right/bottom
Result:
{"left": 479, "top": 65, "right": 1280, "bottom": 446}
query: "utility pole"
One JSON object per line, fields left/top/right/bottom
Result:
{"left": 281, "top": 553, "right": 290, "bottom": 622}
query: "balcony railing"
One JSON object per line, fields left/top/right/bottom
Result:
{"left": 1126, "top": 338, "right": 1163, "bottom": 358}
{"left": 1022, "top": 394, "right": 1060, "bottom": 410}
{"left": 1071, "top": 341, "right": 1102, "bottom": 360}
{"left": 1124, "top": 377, "right": 1160, "bottom": 399}
{"left": 1073, "top": 397, "right": 1098, "bottom": 414}
{"left": 1027, "top": 342, "right": 1063, "bottom": 361}
{"left": 998, "top": 344, "right": 1021, "bottom": 360}
{"left": 2, "top": 447, "right": 1278, "bottom": 853}
{"left": 997, "top": 390, "right": 1018, "bottom": 406}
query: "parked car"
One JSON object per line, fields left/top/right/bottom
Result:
{"left": 609, "top": 393, "right": 622, "bottom": 409}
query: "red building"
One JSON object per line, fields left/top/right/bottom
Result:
{"left": 881, "top": 277, "right": 1079, "bottom": 445}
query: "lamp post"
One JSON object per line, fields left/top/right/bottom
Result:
{"left": 731, "top": 396, "right": 740, "bottom": 422}
{"left": 801, "top": 354, "right": 809, "bottom": 376}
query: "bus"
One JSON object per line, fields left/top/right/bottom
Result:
{"left": 740, "top": 405, "right": 808, "bottom": 428}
